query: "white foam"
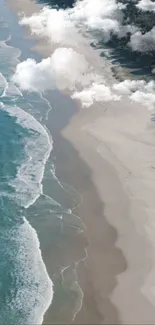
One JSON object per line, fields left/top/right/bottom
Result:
{"left": 0, "top": 72, "right": 7, "bottom": 89}
{"left": 0, "top": 15, "right": 53, "bottom": 325}
{"left": 0, "top": 39, "right": 21, "bottom": 67}
{"left": 0, "top": 72, "right": 8, "bottom": 96}
{"left": 0, "top": 104, "right": 53, "bottom": 208}
{"left": 0, "top": 73, "right": 23, "bottom": 101}
{"left": 2, "top": 83, "right": 23, "bottom": 99}
{"left": 6, "top": 217, "right": 53, "bottom": 325}
{"left": 0, "top": 102, "right": 54, "bottom": 323}
{"left": 39, "top": 92, "right": 52, "bottom": 121}
{"left": 0, "top": 40, "right": 22, "bottom": 99}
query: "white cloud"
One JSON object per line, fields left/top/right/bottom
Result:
{"left": 71, "top": 0, "right": 124, "bottom": 21}
{"left": 20, "top": 0, "right": 130, "bottom": 45}
{"left": 13, "top": 47, "right": 90, "bottom": 92}
{"left": 113, "top": 79, "right": 155, "bottom": 109}
{"left": 13, "top": 46, "right": 119, "bottom": 107}
{"left": 69, "top": 0, "right": 125, "bottom": 24}
{"left": 19, "top": 0, "right": 155, "bottom": 54}
{"left": 13, "top": 46, "right": 155, "bottom": 109}
{"left": 130, "top": 91, "right": 155, "bottom": 109}
{"left": 20, "top": 7, "right": 78, "bottom": 47}
{"left": 129, "top": 27, "right": 155, "bottom": 52}
{"left": 113, "top": 79, "right": 155, "bottom": 94}
{"left": 72, "top": 82, "right": 120, "bottom": 107}
{"left": 136, "top": 0, "right": 155, "bottom": 12}
{"left": 113, "top": 79, "right": 146, "bottom": 94}
{"left": 15, "top": 0, "right": 155, "bottom": 110}
{"left": 69, "top": 0, "right": 126, "bottom": 42}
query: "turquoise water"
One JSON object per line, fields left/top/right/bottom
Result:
{"left": 0, "top": 7, "right": 53, "bottom": 324}
{"left": 0, "top": 1, "right": 85, "bottom": 323}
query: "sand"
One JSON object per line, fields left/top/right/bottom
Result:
{"left": 62, "top": 100, "right": 155, "bottom": 324}
{"left": 6, "top": 0, "right": 155, "bottom": 323}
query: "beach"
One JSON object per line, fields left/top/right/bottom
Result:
{"left": 5, "top": 0, "right": 155, "bottom": 323}
{"left": 62, "top": 100, "right": 155, "bottom": 324}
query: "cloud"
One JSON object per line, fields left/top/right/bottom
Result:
{"left": 13, "top": 57, "right": 52, "bottom": 92}
{"left": 72, "top": 82, "right": 121, "bottom": 107}
{"left": 113, "top": 79, "right": 155, "bottom": 109}
{"left": 69, "top": 0, "right": 128, "bottom": 42}
{"left": 70, "top": 0, "right": 124, "bottom": 22}
{"left": 15, "top": 0, "right": 155, "bottom": 110}
{"left": 13, "top": 46, "right": 155, "bottom": 109}
{"left": 20, "top": 7, "right": 79, "bottom": 47}
{"left": 130, "top": 91, "right": 155, "bottom": 109}
{"left": 20, "top": 0, "right": 130, "bottom": 45}
{"left": 13, "top": 46, "right": 119, "bottom": 107}
{"left": 113, "top": 79, "right": 155, "bottom": 94}
{"left": 129, "top": 27, "right": 155, "bottom": 52}
{"left": 136, "top": 0, "right": 155, "bottom": 12}
{"left": 19, "top": 0, "right": 155, "bottom": 54}
{"left": 113, "top": 79, "right": 146, "bottom": 94}
{"left": 13, "top": 47, "right": 90, "bottom": 92}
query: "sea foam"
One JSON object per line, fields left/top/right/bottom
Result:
{"left": 0, "top": 215, "right": 53, "bottom": 325}
{"left": 15, "top": 217, "right": 53, "bottom": 325}
{"left": 0, "top": 12, "right": 53, "bottom": 325}
{"left": 0, "top": 104, "right": 53, "bottom": 208}
{"left": 0, "top": 101, "right": 53, "bottom": 324}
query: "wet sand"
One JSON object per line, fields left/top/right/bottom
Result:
{"left": 42, "top": 91, "right": 126, "bottom": 324}
{"left": 6, "top": 0, "right": 155, "bottom": 323}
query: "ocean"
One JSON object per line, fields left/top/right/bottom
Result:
{"left": 2, "top": 0, "right": 155, "bottom": 323}
{"left": 0, "top": 0, "right": 86, "bottom": 323}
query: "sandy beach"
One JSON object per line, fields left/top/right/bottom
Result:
{"left": 6, "top": 0, "right": 155, "bottom": 323}
{"left": 62, "top": 100, "right": 155, "bottom": 324}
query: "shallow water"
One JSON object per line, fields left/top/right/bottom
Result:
{"left": 0, "top": 0, "right": 86, "bottom": 323}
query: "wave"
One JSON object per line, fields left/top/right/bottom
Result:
{"left": 0, "top": 214, "right": 53, "bottom": 325}
{"left": 0, "top": 38, "right": 22, "bottom": 100}
{"left": 0, "top": 72, "right": 23, "bottom": 100}
{"left": 15, "top": 217, "right": 53, "bottom": 325}
{"left": 0, "top": 72, "right": 7, "bottom": 96}
{"left": 0, "top": 99, "right": 54, "bottom": 322}
{"left": 0, "top": 39, "right": 21, "bottom": 75}
{"left": 0, "top": 12, "right": 54, "bottom": 325}
{"left": 2, "top": 83, "right": 23, "bottom": 99}
{"left": 0, "top": 103, "right": 53, "bottom": 208}
{"left": 0, "top": 99, "right": 54, "bottom": 324}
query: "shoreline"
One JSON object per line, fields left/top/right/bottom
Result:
{"left": 6, "top": 0, "right": 124, "bottom": 322}
{"left": 42, "top": 91, "right": 125, "bottom": 323}
{"left": 5, "top": 0, "right": 155, "bottom": 323}
{"left": 61, "top": 101, "right": 155, "bottom": 324}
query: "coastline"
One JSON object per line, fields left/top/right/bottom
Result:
{"left": 61, "top": 100, "right": 155, "bottom": 323}
{"left": 42, "top": 92, "right": 126, "bottom": 324}
{"left": 6, "top": 0, "right": 124, "bottom": 323}
{"left": 5, "top": 0, "right": 155, "bottom": 323}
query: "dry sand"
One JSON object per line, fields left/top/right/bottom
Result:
{"left": 6, "top": 0, "right": 155, "bottom": 323}
{"left": 62, "top": 100, "right": 155, "bottom": 324}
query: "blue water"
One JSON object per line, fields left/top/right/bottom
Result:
{"left": 0, "top": 3, "right": 53, "bottom": 324}
{"left": 0, "top": 1, "right": 85, "bottom": 324}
